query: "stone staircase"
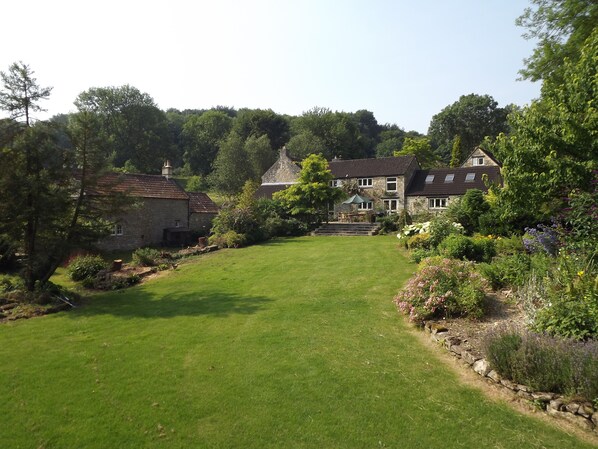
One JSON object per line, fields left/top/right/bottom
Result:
{"left": 312, "top": 222, "right": 381, "bottom": 236}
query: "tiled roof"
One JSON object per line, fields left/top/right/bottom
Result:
{"left": 406, "top": 166, "right": 501, "bottom": 196}
{"left": 91, "top": 172, "right": 190, "bottom": 200}
{"left": 329, "top": 155, "right": 416, "bottom": 178}
{"left": 188, "top": 192, "right": 218, "bottom": 213}
{"left": 255, "top": 183, "right": 294, "bottom": 199}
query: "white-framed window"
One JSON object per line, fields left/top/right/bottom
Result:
{"left": 444, "top": 174, "right": 454, "bottom": 183}
{"left": 358, "top": 201, "right": 373, "bottom": 210}
{"left": 358, "top": 178, "right": 373, "bottom": 188}
{"left": 384, "top": 199, "right": 398, "bottom": 212}
{"left": 329, "top": 179, "right": 342, "bottom": 187}
{"left": 386, "top": 177, "right": 397, "bottom": 192}
{"left": 465, "top": 172, "right": 476, "bottom": 182}
{"left": 175, "top": 219, "right": 181, "bottom": 228}
{"left": 111, "top": 224, "right": 123, "bottom": 236}
{"left": 473, "top": 156, "right": 485, "bottom": 166}
{"left": 425, "top": 174, "right": 435, "bottom": 184}
{"left": 428, "top": 198, "right": 448, "bottom": 209}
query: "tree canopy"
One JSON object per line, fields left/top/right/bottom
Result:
{"left": 494, "top": 26, "right": 597, "bottom": 226}
{"left": 516, "top": 0, "right": 598, "bottom": 82}
{"left": 427, "top": 94, "right": 510, "bottom": 163}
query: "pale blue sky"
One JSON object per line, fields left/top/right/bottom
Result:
{"left": 1, "top": 0, "right": 540, "bottom": 133}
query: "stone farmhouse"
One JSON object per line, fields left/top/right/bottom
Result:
{"left": 256, "top": 147, "right": 501, "bottom": 219}
{"left": 94, "top": 163, "right": 218, "bottom": 251}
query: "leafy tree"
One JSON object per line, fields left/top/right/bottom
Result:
{"left": 209, "top": 132, "right": 251, "bottom": 194}
{"left": 427, "top": 94, "right": 509, "bottom": 163}
{"left": 450, "top": 135, "right": 462, "bottom": 167}
{"left": 274, "top": 154, "right": 344, "bottom": 224}
{"left": 0, "top": 64, "right": 128, "bottom": 290}
{"left": 244, "top": 134, "right": 275, "bottom": 180}
{"left": 516, "top": 0, "right": 597, "bottom": 82}
{"left": 495, "top": 27, "right": 597, "bottom": 226}
{"left": 394, "top": 137, "right": 439, "bottom": 168}
{"left": 75, "top": 85, "right": 174, "bottom": 172}
{"left": 233, "top": 108, "right": 290, "bottom": 151}
{"left": 182, "top": 110, "right": 233, "bottom": 175}
{"left": 351, "top": 109, "right": 382, "bottom": 158}
{"left": 285, "top": 131, "right": 326, "bottom": 159}
{"left": 186, "top": 175, "right": 208, "bottom": 192}
{"left": 291, "top": 107, "right": 363, "bottom": 159}
{"left": 0, "top": 62, "right": 52, "bottom": 126}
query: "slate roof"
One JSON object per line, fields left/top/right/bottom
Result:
{"left": 188, "top": 192, "right": 218, "bottom": 214}
{"left": 255, "top": 183, "right": 294, "bottom": 199}
{"left": 91, "top": 172, "right": 190, "bottom": 200}
{"left": 406, "top": 166, "right": 501, "bottom": 196}
{"left": 329, "top": 155, "right": 416, "bottom": 178}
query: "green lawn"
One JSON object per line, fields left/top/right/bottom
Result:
{"left": 1, "top": 236, "right": 594, "bottom": 448}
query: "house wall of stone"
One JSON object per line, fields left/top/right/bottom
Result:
{"left": 261, "top": 149, "right": 301, "bottom": 184}
{"left": 461, "top": 148, "right": 499, "bottom": 167}
{"left": 97, "top": 198, "right": 189, "bottom": 251}
{"left": 190, "top": 212, "right": 217, "bottom": 236}
{"left": 406, "top": 195, "right": 461, "bottom": 216}
{"left": 332, "top": 175, "right": 407, "bottom": 216}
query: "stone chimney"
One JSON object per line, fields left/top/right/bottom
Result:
{"left": 162, "top": 160, "right": 173, "bottom": 179}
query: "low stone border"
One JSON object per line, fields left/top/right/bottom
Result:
{"left": 424, "top": 321, "right": 598, "bottom": 434}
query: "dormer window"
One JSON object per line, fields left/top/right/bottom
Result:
{"left": 473, "top": 157, "right": 485, "bottom": 166}
{"left": 465, "top": 173, "right": 476, "bottom": 182}
{"left": 444, "top": 174, "right": 454, "bottom": 183}
{"left": 425, "top": 174, "right": 435, "bottom": 184}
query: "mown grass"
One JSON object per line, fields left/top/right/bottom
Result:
{"left": 0, "top": 236, "right": 594, "bottom": 448}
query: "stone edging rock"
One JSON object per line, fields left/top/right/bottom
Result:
{"left": 423, "top": 321, "right": 598, "bottom": 434}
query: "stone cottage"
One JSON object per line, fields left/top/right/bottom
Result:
{"left": 94, "top": 163, "right": 218, "bottom": 251}
{"left": 256, "top": 147, "right": 501, "bottom": 218}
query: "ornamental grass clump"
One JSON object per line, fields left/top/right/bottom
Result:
{"left": 394, "top": 257, "right": 488, "bottom": 323}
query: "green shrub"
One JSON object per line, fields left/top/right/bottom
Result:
{"left": 132, "top": 247, "right": 162, "bottom": 267}
{"left": 209, "top": 231, "right": 247, "bottom": 248}
{"left": 530, "top": 253, "right": 598, "bottom": 340}
{"left": 409, "top": 248, "right": 436, "bottom": 264}
{"left": 477, "top": 254, "right": 532, "bottom": 289}
{"left": 394, "top": 257, "right": 488, "bottom": 323}
{"left": 407, "top": 232, "right": 431, "bottom": 250}
{"left": 483, "top": 325, "right": 598, "bottom": 400}
{"left": 495, "top": 235, "right": 525, "bottom": 256}
{"left": 428, "top": 216, "right": 464, "bottom": 248}
{"left": 264, "top": 216, "right": 307, "bottom": 237}
{"left": 471, "top": 236, "right": 497, "bottom": 263}
{"left": 0, "top": 274, "right": 24, "bottom": 293}
{"left": 67, "top": 255, "right": 108, "bottom": 282}
{"left": 438, "top": 234, "right": 476, "bottom": 260}
{"left": 376, "top": 215, "right": 399, "bottom": 234}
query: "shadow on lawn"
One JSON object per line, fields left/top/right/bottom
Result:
{"left": 71, "top": 288, "right": 273, "bottom": 320}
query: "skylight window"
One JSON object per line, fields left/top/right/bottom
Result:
{"left": 465, "top": 173, "right": 475, "bottom": 182}
{"left": 425, "top": 174, "right": 435, "bottom": 184}
{"left": 444, "top": 174, "right": 454, "bottom": 183}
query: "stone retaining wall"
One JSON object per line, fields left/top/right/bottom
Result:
{"left": 424, "top": 321, "right": 598, "bottom": 434}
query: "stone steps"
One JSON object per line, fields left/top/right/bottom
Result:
{"left": 312, "top": 222, "right": 380, "bottom": 236}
